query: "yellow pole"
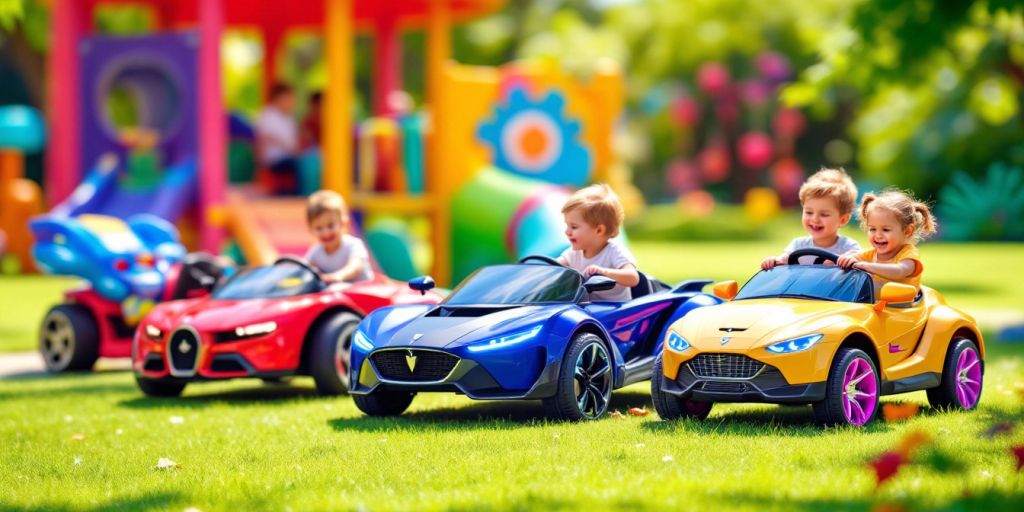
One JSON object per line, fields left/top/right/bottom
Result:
{"left": 324, "top": 0, "right": 353, "bottom": 200}
{"left": 426, "top": 0, "right": 452, "bottom": 286}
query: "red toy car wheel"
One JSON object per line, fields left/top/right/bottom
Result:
{"left": 309, "top": 311, "right": 361, "bottom": 395}
{"left": 39, "top": 304, "right": 99, "bottom": 373}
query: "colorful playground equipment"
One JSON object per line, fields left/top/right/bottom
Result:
{"left": 37, "top": 0, "right": 639, "bottom": 287}
{"left": 0, "top": 105, "right": 45, "bottom": 273}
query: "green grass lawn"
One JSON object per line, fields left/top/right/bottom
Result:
{"left": 1, "top": 344, "right": 1023, "bottom": 511}
{"left": 2, "top": 238, "right": 1024, "bottom": 510}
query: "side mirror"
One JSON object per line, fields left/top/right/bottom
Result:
{"left": 584, "top": 275, "right": 616, "bottom": 293}
{"left": 408, "top": 275, "right": 436, "bottom": 295}
{"left": 712, "top": 280, "right": 738, "bottom": 301}
{"left": 875, "top": 282, "right": 917, "bottom": 311}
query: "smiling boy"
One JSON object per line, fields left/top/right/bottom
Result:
{"left": 555, "top": 184, "right": 640, "bottom": 301}
{"left": 762, "top": 168, "right": 861, "bottom": 269}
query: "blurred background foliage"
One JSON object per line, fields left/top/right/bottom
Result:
{"left": 1, "top": 0, "right": 1022, "bottom": 240}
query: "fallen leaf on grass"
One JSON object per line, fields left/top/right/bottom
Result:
{"left": 868, "top": 451, "right": 905, "bottom": 487}
{"left": 882, "top": 403, "right": 919, "bottom": 422}
{"left": 609, "top": 410, "right": 625, "bottom": 419}
{"left": 983, "top": 422, "right": 1014, "bottom": 438}
{"left": 153, "top": 458, "right": 181, "bottom": 470}
{"left": 897, "top": 430, "right": 933, "bottom": 458}
{"left": 628, "top": 406, "right": 649, "bottom": 417}
{"left": 70, "top": 433, "right": 86, "bottom": 441}
{"left": 1012, "top": 445, "right": 1024, "bottom": 471}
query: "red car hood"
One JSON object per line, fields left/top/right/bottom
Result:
{"left": 147, "top": 295, "right": 316, "bottom": 332}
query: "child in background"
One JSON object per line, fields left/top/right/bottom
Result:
{"left": 762, "top": 168, "right": 861, "bottom": 269}
{"left": 838, "top": 189, "right": 937, "bottom": 293}
{"left": 304, "top": 190, "right": 373, "bottom": 283}
{"left": 256, "top": 83, "right": 300, "bottom": 194}
{"left": 556, "top": 184, "right": 640, "bottom": 301}
{"left": 300, "top": 91, "right": 323, "bottom": 150}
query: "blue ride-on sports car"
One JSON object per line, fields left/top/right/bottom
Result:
{"left": 349, "top": 255, "right": 721, "bottom": 420}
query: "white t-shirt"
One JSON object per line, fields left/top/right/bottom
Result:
{"left": 559, "top": 240, "right": 637, "bottom": 302}
{"left": 783, "top": 235, "right": 861, "bottom": 264}
{"left": 304, "top": 234, "right": 374, "bottom": 282}
{"left": 256, "top": 107, "right": 298, "bottom": 165}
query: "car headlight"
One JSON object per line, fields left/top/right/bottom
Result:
{"left": 666, "top": 331, "right": 690, "bottom": 352}
{"left": 353, "top": 329, "right": 373, "bottom": 352}
{"left": 235, "top": 321, "right": 277, "bottom": 337}
{"left": 765, "top": 334, "right": 824, "bottom": 354}
{"left": 467, "top": 326, "right": 542, "bottom": 353}
{"left": 144, "top": 324, "right": 163, "bottom": 341}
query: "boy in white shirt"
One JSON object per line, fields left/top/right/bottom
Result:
{"left": 762, "top": 168, "right": 861, "bottom": 269}
{"left": 556, "top": 184, "right": 639, "bottom": 301}
{"left": 304, "top": 190, "right": 373, "bottom": 283}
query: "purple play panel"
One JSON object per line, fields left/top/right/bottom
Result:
{"left": 79, "top": 32, "right": 198, "bottom": 175}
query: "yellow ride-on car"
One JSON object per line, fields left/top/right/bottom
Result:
{"left": 651, "top": 248, "right": 984, "bottom": 427}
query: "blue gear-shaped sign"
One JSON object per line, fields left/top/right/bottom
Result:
{"left": 477, "top": 86, "right": 591, "bottom": 187}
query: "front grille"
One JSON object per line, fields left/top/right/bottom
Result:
{"left": 371, "top": 350, "right": 459, "bottom": 382}
{"left": 688, "top": 353, "right": 764, "bottom": 379}
{"left": 701, "top": 381, "right": 748, "bottom": 393}
{"left": 168, "top": 328, "right": 200, "bottom": 376}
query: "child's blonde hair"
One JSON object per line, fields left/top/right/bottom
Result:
{"left": 561, "top": 183, "right": 625, "bottom": 237}
{"left": 306, "top": 190, "right": 349, "bottom": 225}
{"left": 858, "top": 189, "right": 937, "bottom": 244}
{"left": 799, "top": 167, "right": 858, "bottom": 215}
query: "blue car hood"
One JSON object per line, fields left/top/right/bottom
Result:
{"left": 372, "top": 304, "right": 571, "bottom": 350}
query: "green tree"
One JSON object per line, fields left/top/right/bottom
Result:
{"left": 784, "top": 0, "right": 1024, "bottom": 197}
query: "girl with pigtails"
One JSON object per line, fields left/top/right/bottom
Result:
{"left": 837, "top": 189, "right": 938, "bottom": 293}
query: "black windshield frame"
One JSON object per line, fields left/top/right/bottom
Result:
{"left": 211, "top": 262, "right": 324, "bottom": 300}
{"left": 444, "top": 264, "right": 584, "bottom": 306}
{"left": 734, "top": 265, "right": 875, "bottom": 304}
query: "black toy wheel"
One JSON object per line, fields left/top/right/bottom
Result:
{"left": 650, "top": 355, "right": 713, "bottom": 420}
{"left": 309, "top": 312, "right": 361, "bottom": 395}
{"left": 39, "top": 304, "right": 99, "bottom": 372}
{"left": 927, "top": 337, "right": 983, "bottom": 411}
{"left": 543, "top": 332, "right": 613, "bottom": 420}
{"left": 135, "top": 375, "right": 187, "bottom": 397}
{"left": 353, "top": 390, "right": 415, "bottom": 416}
{"left": 812, "top": 347, "right": 880, "bottom": 426}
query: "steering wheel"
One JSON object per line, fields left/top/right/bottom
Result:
{"left": 787, "top": 248, "right": 840, "bottom": 265}
{"left": 274, "top": 256, "right": 326, "bottom": 285}
{"left": 518, "top": 254, "right": 563, "bottom": 267}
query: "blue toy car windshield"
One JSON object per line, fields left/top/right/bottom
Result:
{"left": 735, "top": 266, "right": 873, "bottom": 303}
{"left": 445, "top": 265, "right": 582, "bottom": 305}
{"left": 212, "top": 263, "right": 320, "bottom": 300}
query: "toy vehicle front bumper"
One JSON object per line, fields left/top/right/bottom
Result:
{"left": 349, "top": 346, "right": 559, "bottom": 400}
{"left": 133, "top": 329, "right": 297, "bottom": 381}
{"left": 659, "top": 358, "right": 827, "bottom": 403}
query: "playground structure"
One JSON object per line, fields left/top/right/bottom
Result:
{"left": 39, "top": 0, "right": 638, "bottom": 286}
{"left": 0, "top": 105, "right": 45, "bottom": 273}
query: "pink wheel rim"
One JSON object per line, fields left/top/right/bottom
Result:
{"left": 841, "top": 358, "right": 877, "bottom": 426}
{"left": 955, "top": 348, "right": 981, "bottom": 409}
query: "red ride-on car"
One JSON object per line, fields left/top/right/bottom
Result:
{"left": 132, "top": 257, "right": 443, "bottom": 397}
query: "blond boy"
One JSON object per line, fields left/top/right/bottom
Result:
{"left": 556, "top": 184, "right": 640, "bottom": 301}
{"left": 304, "top": 190, "right": 373, "bottom": 283}
{"left": 762, "top": 168, "right": 861, "bottom": 269}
